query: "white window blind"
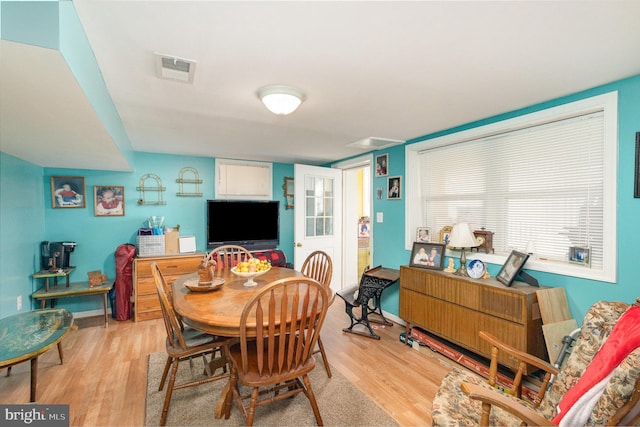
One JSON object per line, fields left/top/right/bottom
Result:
{"left": 419, "top": 111, "right": 605, "bottom": 269}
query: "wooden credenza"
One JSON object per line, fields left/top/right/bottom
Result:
{"left": 133, "top": 253, "right": 204, "bottom": 321}
{"left": 399, "top": 266, "right": 548, "bottom": 372}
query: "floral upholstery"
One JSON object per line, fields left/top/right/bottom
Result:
{"left": 432, "top": 368, "right": 535, "bottom": 426}
{"left": 432, "top": 300, "right": 640, "bottom": 426}
{"left": 537, "top": 301, "right": 630, "bottom": 421}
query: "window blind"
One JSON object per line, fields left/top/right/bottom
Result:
{"left": 419, "top": 111, "right": 604, "bottom": 269}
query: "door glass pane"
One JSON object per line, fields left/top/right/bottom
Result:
{"left": 324, "top": 217, "right": 333, "bottom": 235}
{"left": 305, "top": 175, "right": 335, "bottom": 238}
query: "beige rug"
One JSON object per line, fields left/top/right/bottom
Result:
{"left": 145, "top": 352, "right": 399, "bottom": 426}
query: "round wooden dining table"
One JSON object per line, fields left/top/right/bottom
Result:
{"left": 172, "top": 267, "right": 305, "bottom": 337}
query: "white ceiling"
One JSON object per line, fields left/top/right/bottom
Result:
{"left": 3, "top": 1, "right": 640, "bottom": 171}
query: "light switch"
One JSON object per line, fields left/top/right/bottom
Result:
{"left": 376, "top": 212, "right": 383, "bottom": 223}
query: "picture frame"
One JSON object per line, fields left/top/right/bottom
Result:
{"left": 51, "top": 176, "right": 85, "bottom": 208}
{"left": 375, "top": 154, "right": 388, "bottom": 177}
{"left": 358, "top": 217, "right": 370, "bottom": 237}
{"left": 496, "top": 250, "right": 530, "bottom": 287}
{"left": 569, "top": 246, "right": 591, "bottom": 266}
{"left": 94, "top": 185, "right": 125, "bottom": 216}
{"left": 409, "top": 242, "right": 446, "bottom": 270}
{"left": 439, "top": 226, "right": 452, "bottom": 246}
{"left": 634, "top": 132, "right": 640, "bottom": 198}
{"left": 387, "top": 176, "right": 402, "bottom": 199}
{"left": 283, "top": 176, "right": 294, "bottom": 209}
{"left": 416, "top": 227, "right": 430, "bottom": 242}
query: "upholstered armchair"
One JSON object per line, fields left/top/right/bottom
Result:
{"left": 432, "top": 299, "right": 640, "bottom": 426}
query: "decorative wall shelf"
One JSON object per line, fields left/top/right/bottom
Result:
{"left": 136, "top": 173, "right": 166, "bottom": 205}
{"left": 176, "top": 167, "right": 203, "bottom": 197}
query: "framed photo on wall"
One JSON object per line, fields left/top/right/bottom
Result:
{"left": 51, "top": 176, "right": 85, "bottom": 208}
{"left": 94, "top": 185, "right": 125, "bottom": 216}
{"left": 409, "top": 242, "right": 446, "bottom": 270}
{"left": 387, "top": 176, "right": 401, "bottom": 199}
{"left": 496, "top": 250, "right": 529, "bottom": 287}
{"left": 375, "top": 154, "right": 388, "bottom": 176}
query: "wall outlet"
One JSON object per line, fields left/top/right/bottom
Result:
{"left": 17, "top": 295, "right": 22, "bottom": 311}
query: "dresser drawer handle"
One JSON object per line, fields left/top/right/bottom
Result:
{"left": 164, "top": 265, "right": 179, "bottom": 270}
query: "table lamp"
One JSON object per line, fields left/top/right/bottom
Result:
{"left": 448, "top": 222, "right": 479, "bottom": 277}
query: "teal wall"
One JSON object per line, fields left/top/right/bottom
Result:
{"left": 0, "top": 153, "right": 45, "bottom": 317}
{"left": 0, "top": 151, "right": 293, "bottom": 317}
{"left": 373, "top": 75, "right": 640, "bottom": 321}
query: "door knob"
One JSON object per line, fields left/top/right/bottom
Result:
{"left": 296, "top": 242, "right": 302, "bottom": 247}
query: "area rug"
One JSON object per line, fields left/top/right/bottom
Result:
{"left": 145, "top": 352, "right": 399, "bottom": 426}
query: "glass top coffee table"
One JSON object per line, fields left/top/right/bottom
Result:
{"left": 0, "top": 309, "right": 74, "bottom": 402}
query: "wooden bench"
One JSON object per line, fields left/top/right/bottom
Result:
{"left": 336, "top": 266, "right": 399, "bottom": 339}
{"left": 32, "top": 280, "right": 113, "bottom": 327}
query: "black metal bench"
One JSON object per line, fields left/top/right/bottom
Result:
{"left": 336, "top": 266, "right": 399, "bottom": 339}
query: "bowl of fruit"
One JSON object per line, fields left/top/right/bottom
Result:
{"left": 231, "top": 258, "right": 272, "bottom": 287}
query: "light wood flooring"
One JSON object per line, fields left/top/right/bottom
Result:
{"left": 0, "top": 303, "right": 455, "bottom": 426}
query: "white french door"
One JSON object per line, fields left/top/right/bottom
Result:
{"left": 293, "top": 164, "right": 342, "bottom": 293}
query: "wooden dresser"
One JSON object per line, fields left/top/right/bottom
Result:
{"left": 133, "top": 253, "right": 203, "bottom": 321}
{"left": 399, "top": 266, "right": 548, "bottom": 372}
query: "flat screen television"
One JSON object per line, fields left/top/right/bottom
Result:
{"left": 206, "top": 199, "right": 280, "bottom": 250}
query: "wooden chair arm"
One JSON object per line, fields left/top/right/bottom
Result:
{"left": 461, "top": 382, "right": 557, "bottom": 427}
{"left": 480, "top": 331, "right": 559, "bottom": 375}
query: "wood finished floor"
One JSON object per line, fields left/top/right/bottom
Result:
{"left": 0, "top": 303, "right": 455, "bottom": 426}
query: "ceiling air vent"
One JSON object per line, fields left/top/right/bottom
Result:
{"left": 154, "top": 53, "right": 197, "bottom": 84}
{"left": 346, "top": 137, "right": 405, "bottom": 150}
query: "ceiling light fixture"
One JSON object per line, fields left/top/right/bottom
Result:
{"left": 257, "top": 85, "right": 305, "bottom": 115}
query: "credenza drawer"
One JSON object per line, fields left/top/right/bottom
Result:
{"left": 135, "top": 256, "right": 202, "bottom": 278}
{"left": 133, "top": 253, "right": 204, "bottom": 321}
{"left": 136, "top": 309, "right": 162, "bottom": 322}
{"left": 136, "top": 293, "right": 161, "bottom": 312}
{"left": 136, "top": 277, "right": 156, "bottom": 295}
{"left": 400, "top": 266, "right": 531, "bottom": 324}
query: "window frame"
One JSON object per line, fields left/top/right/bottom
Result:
{"left": 405, "top": 92, "right": 618, "bottom": 283}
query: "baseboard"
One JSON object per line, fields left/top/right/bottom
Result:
{"left": 70, "top": 308, "right": 106, "bottom": 319}
{"left": 381, "top": 310, "right": 405, "bottom": 326}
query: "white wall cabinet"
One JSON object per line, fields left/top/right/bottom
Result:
{"left": 215, "top": 159, "right": 272, "bottom": 199}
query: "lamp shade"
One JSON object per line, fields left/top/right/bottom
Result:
{"left": 448, "top": 222, "right": 479, "bottom": 248}
{"left": 257, "top": 85, "right": 305, "bottom": 115}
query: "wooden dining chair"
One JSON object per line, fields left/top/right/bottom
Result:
{"left": 222, "top": 277, "right": 330, "bottom": 426}
{"left": 151, "top": 262, "right": 233, "bottom": 426}
{"left": 205, "top": 245, "right": 253, "bottom": 277}
{"left": 301, "top": 250, "right": 334, "bottom": 377}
